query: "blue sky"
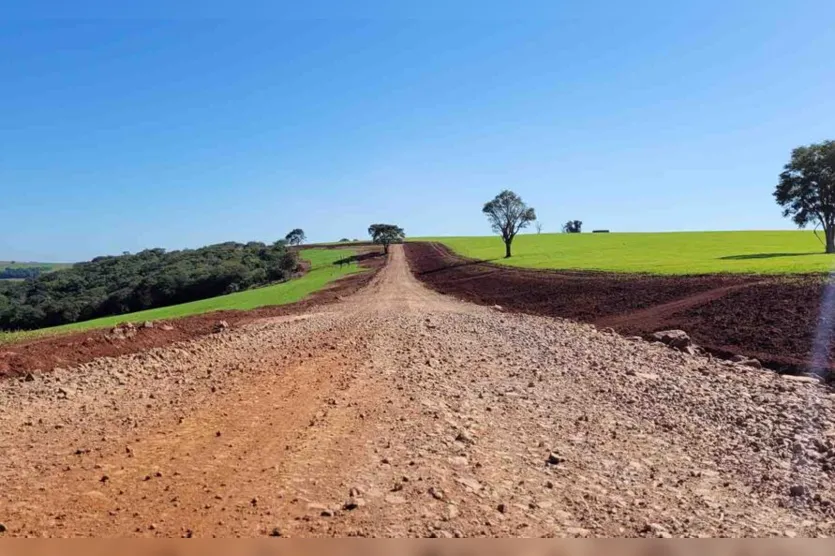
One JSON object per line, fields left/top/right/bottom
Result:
{"left": 2, "top": 1, "right": 834, "bottom": 261}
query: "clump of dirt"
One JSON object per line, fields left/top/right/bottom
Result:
{"left": 404, "top": 242, "right": 828, "bottom": 376}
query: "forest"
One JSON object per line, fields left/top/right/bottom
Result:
{"left": 0, "top": 241, "right": 298, "bottom": 330}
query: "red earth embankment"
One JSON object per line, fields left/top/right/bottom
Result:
{"left": 404, "top": 241, "right": 832, "bottom": 376}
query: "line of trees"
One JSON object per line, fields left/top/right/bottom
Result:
{"left": 0, "top": 241, "right": 299, "bottom": 331}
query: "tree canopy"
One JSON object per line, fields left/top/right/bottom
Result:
{"left": 482, "top": 190, "right": 536, "bottom": 258}
{"left": 774, "top": 140, "right": 835, "bottom": 253}
{"left": 0, "top": 267, "right": 45, "bottom": 280}
{"left": 562, "top": 220, "right": 583, "bottom": 233}
{"left": 285, "top": 228, "right": 306, "bottom": 246}
{"left": 368, "top": 224, "right": 405, "bottom": 254}
{"left": 0, "top": 241, "right": 298, "bottom": 331}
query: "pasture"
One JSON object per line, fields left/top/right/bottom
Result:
{"left": 418, "top": 231, "right": 835, "bottom": 275}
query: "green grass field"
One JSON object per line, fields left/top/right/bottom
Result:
{"left": 417, "top": 231, "right": 835, "bottom": 275}
{"left": 0, "top": 248, "right": 362, "bottom": 343}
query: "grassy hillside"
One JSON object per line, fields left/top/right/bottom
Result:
{"left": 417, "top": 231, "right": 835, "bottom": 274}
{"left": 0, "top": 248, "right": 361, "bottom": 343}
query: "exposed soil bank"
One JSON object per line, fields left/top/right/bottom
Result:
{"left": 404, "top": 242, "right": 832, "bottom": 376}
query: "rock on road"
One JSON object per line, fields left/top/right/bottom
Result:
{"left": 1, "top": 245, "right": 835, "bottom": 537}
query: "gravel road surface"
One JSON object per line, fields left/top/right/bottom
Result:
{"left": 1, "top": 245, "right": 834, "bottom": 537}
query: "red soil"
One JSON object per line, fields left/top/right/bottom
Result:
{"left": 404, "top": 242, "right": 832, "bottom": 376}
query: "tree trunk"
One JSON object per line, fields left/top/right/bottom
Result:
{"left": 504, "top": 240, "right": 512, "bottom": 258}
{"left": 827, "top": 226, "right": 835, "bottom": 254}
{"left": 383, "top": 243, "right": 389, "bottom": 255}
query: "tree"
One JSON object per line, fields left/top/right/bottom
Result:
{"left": 775, "top": 141, "right": 835, "bottom": 253}
{"left": 562, "top": 220, "right": 583, "bottom": 233}
{"left": 338, "top": 238, "right": 350, "bottom": 243}
{"left": 535, "top": 222, "right": 543, "bottom": 234}
{"left": 482, "top": 190, "right": 536, "bottom": 258}
{"left": 368, "top": 224, "right": 405, "bottom": 254}
{"left": 285, "top": 228, "right": 306, "bottom": 246}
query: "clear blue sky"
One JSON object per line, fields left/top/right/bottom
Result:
{"left": 2, "top": 1, "right": 834, "bottom": 261}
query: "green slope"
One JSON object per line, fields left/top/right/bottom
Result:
{"left": 0, "top": 248, "right": 362, "bottom": 343}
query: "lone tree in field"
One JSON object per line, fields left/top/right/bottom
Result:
{"left": 368, "top": 224, "right": 405, "bottom": 254}
{"left": 482, "top": 190, "right": 537, "bottom": 258}
{"left": 285, "top": 228, "right": 306, "bottom": 246}
{"left": 774, "top": 140, "right": 835, "bottom": 253}
{"left": 535, "top": 222, "right": 543, "bottom": 234}
{"left": 562, "top": 220, "right": 583, "bottom": 233}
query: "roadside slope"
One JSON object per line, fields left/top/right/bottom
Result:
{"left": 0, "top": 251, "right": 383, "bottom": 378}
{"left": 0, "top": 248, "right": 368, "bottom": 345}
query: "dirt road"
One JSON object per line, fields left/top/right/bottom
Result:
{"left": 1, "top": 246, "right": 835, "bottom": 537}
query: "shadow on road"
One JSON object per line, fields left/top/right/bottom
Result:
{"left": 416, "top": 258, "right": 500, "bottom": 276}
{"left": 333, "top": 252, "right": 386, "bottom": 268}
